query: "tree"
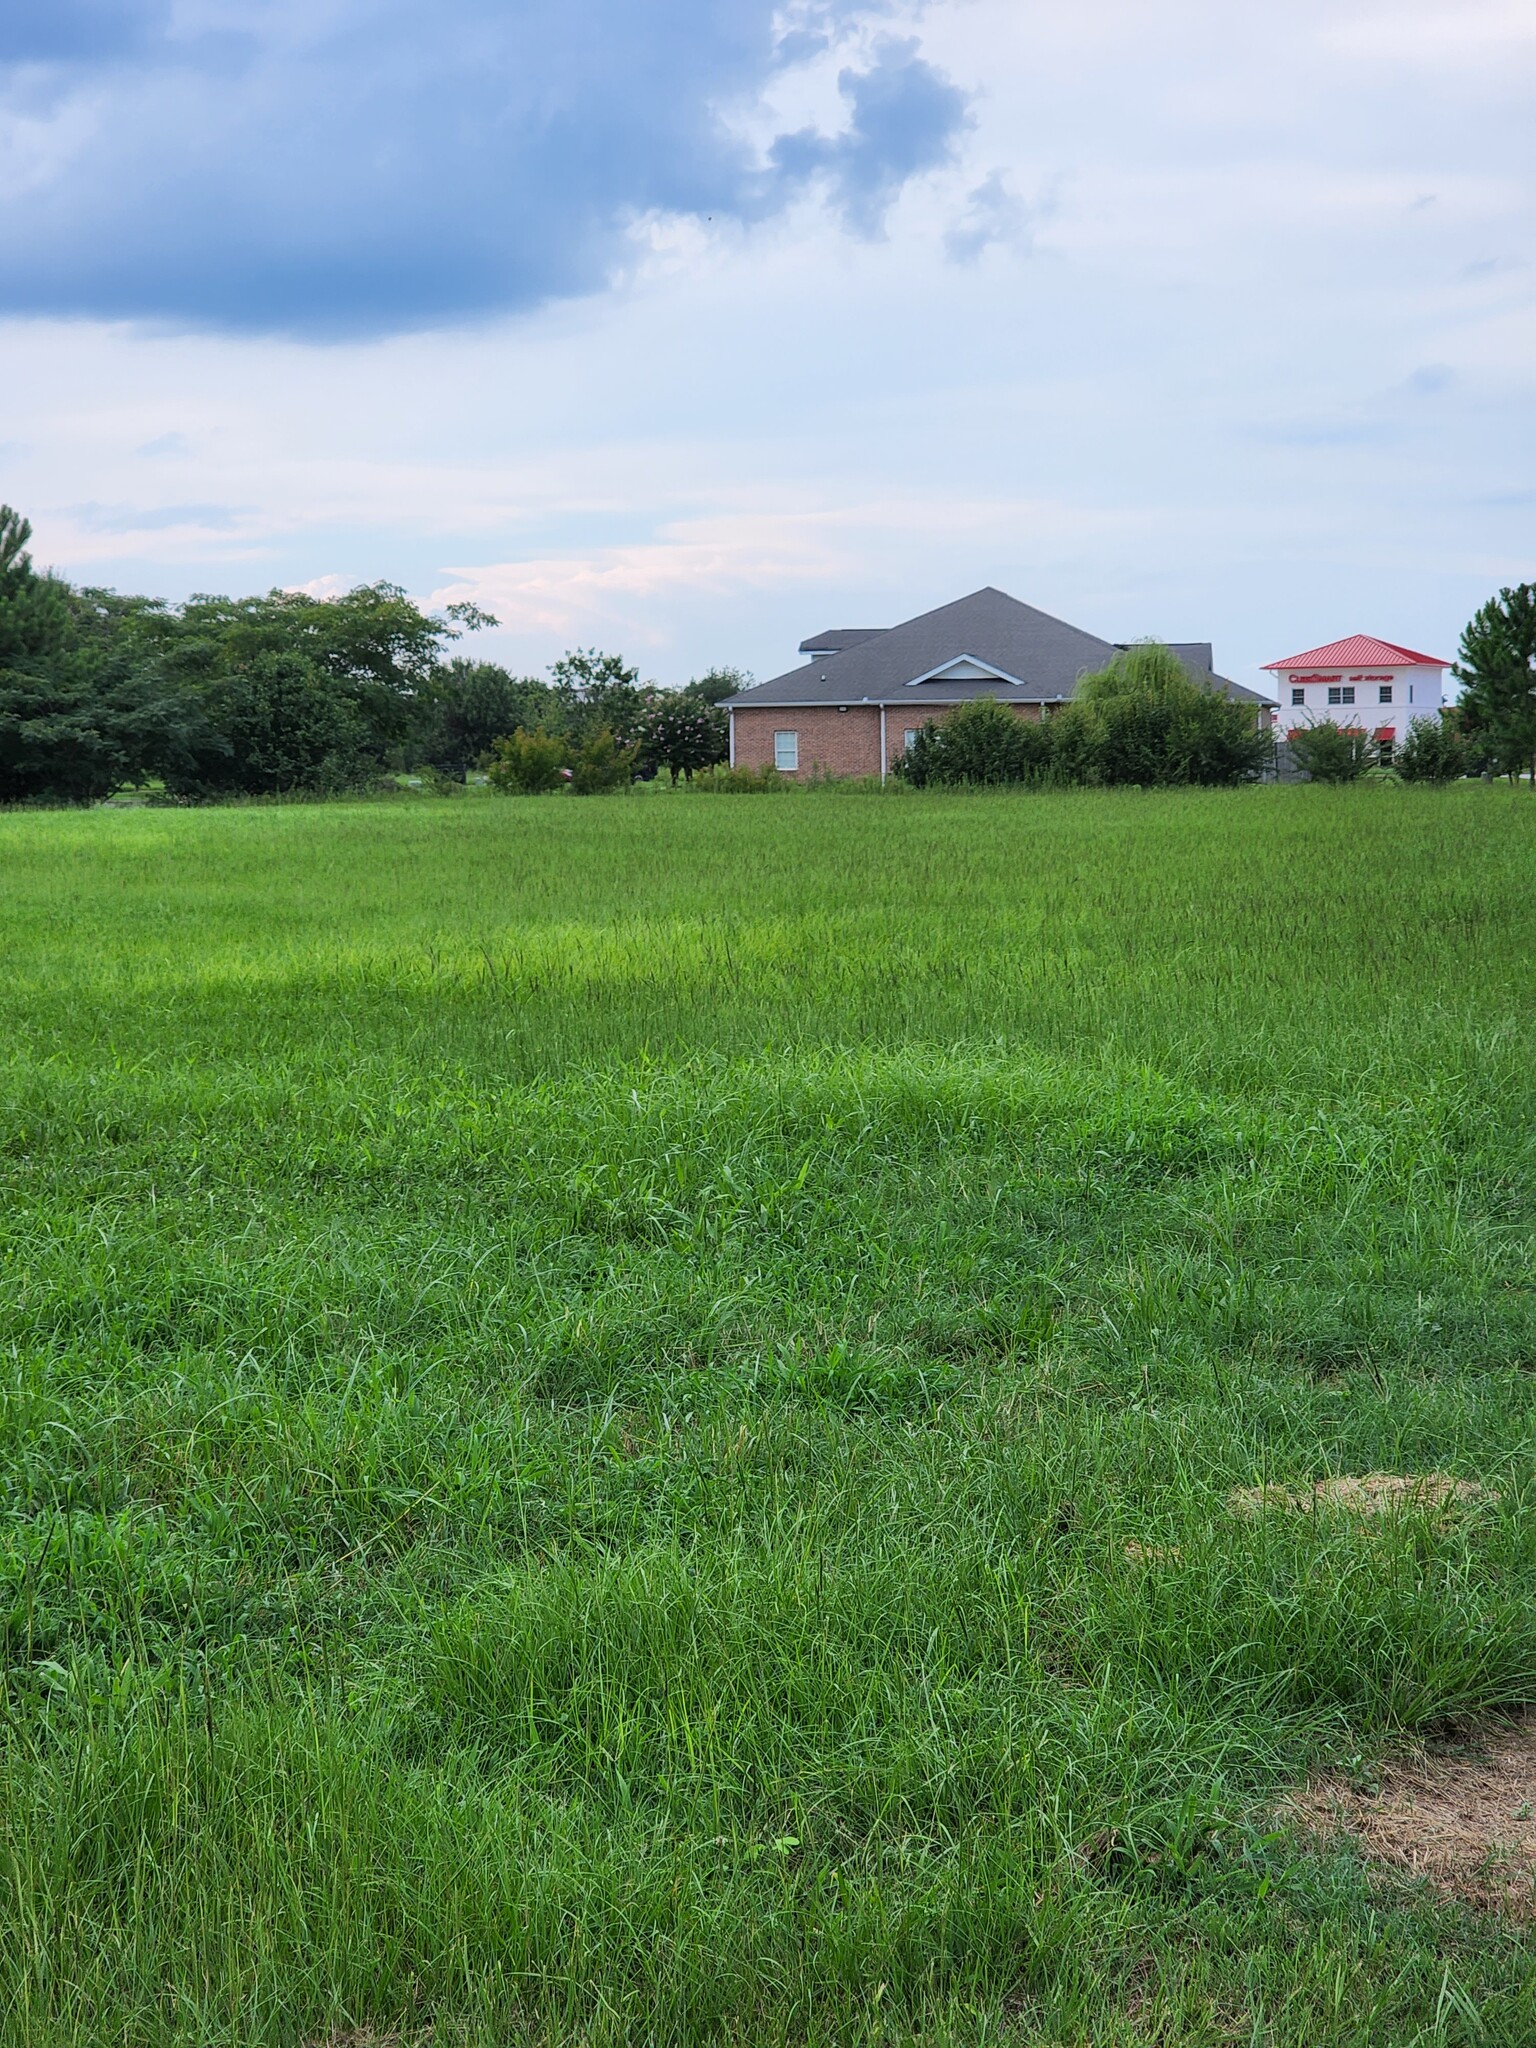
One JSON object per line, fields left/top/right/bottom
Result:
{"left": 638, "top": 693, "right": 729, "bottom": 783}
{"left": 548, "top": 648, "right": 653, "bottom": 746}
{"left": 422, "top": 659, "right": 553, "bottom": 776}
{"left": 684, "top": 666, "right": 752, "bottom": 707}
{"left": 165, "top": 650, "right": 378, "bottom": 796}
{"left": 0, "top": 505, "right": 512, "bottom": 802}
{"left": 1075, "top": 640, "right": 1195, "bottom": 709}
{"left": 0, "top": 508, "right": 198, "bottom": 803}
{"left": 1455, "top": 584, "right": 1536, "bottom": 784}
{"left": 1075, "top": 642, "right": 1270, "bottom": 786}
{"left": 1288, "top": 720, "right": 1371, "bottom": 783}
{"left": 0, "top": 652, "right": 197, "bottom": 804}
{"left": 1395, "top": 711, "right": 1468, "bottom": 784}
{"left": 118, "top": 580, "right": 498, "bottom": 794}
{"left": 0, "top": 506, "right": 70, "bottom": 670}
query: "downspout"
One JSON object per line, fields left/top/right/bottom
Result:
{"left": 728, "top": 710, "right": 736, "bottom": 768}
{"left": 879, "top": 703, "right": 887, "bottom": 783}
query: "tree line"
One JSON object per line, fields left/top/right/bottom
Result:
{"left": 0, "top": 505, "right": 735, "bottom": 803}
{"left": 2, "top": 498, "right": 1531, "bottom": 802}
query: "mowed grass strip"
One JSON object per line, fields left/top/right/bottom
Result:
{"left": 0, "top": 785, "right": 1534, "bottom": 2045}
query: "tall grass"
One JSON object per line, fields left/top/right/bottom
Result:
{"left": 1, "top": 784, "right": 1534, "bottom": 2044}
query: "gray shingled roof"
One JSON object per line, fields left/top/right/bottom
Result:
{"left": 725, "top": 587, "right": 1274, "bottom": 708}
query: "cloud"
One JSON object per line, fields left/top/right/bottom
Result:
{"left": 770, "top": 36, "right": 970, "bottom": 236}
{"left": 430, "top": 514, "right": 857, "bottom": 640}
{"left": 0, "top": 2, "right": 971, "bottom": 338}
{"left": 67, "top": 500, "right": 246, "bottom": 534}
{"left": 426, "top": 492, "right": 1119, "bottom": 642}
{"left": 0, "top": 0, "right": 165, "bottom": 63}
{"left": 944, "top": 170, "right": 1031, "bottom": 263}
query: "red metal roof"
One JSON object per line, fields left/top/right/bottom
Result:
{"left": 1263, "top": 634, "right": 1448, "bottom": 671}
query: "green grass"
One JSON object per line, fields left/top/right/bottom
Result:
{"left": 1, "top": 783, "right": 1534, "bottom": 2046}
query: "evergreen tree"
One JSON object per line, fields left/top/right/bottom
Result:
{"left": 1455, "top": 585, "right": 1536, "bottom": 784}
{"left": 0, "top": 506, "right": 69, "bottom": 669}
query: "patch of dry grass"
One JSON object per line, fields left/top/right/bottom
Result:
{"left": 1228, "top": 1472, "right": 1494, "bottom": 1520}
{"left": 1290, "top": 1719, "right": 1536, "bottom": 1918}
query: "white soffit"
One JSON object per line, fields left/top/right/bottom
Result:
{"left": 905, "top": 654, "right": 1027, "bottom": 687}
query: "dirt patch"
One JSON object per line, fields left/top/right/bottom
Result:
{"left": 1229, "top": 1472, "right": 1493, "bottom": 1521}
{"left": 1289, "top": 1719, "right": 1536, "bottom": 1918}
{"left": 307, "top": 2030, "right": 429, "bottom": 2048}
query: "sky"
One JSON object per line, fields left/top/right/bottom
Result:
{"left": 0, "top": 0, "right": 1532, "bottom": 694}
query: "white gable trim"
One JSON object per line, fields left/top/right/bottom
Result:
{"left": 904, "top": 653, "right": 1028, "bottom": 688}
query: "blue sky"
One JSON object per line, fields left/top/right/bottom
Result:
{"left": 1, "top": 0, "right": 1532, "bottom": 691}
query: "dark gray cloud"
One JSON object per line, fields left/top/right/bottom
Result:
{"left": 770, "top": 37, "right": 971, "bottom": 236}
{"left": 0, "top": 2, "right": 970, "bottom": 338}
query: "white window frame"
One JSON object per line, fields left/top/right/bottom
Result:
{"left": 773, "top": 730, "right": 799, "bottom": 772}
{"left": 903, "top": 728, "right": 920, "bottom": 753}
{"left": 1379, "top": 683, "right": 1393, "bottom": 704}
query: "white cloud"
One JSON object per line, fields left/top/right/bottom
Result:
{"left": 1323, "top": 0, "right": 1536, "bottom": 63}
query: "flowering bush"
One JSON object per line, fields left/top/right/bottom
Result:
{"left": 639, "top": 696, "right": 729, "bottom": 783}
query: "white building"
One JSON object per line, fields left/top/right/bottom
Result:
{"left": 1262, "top": 635, "right": 1449, "bottom": 765}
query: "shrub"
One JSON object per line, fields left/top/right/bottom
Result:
{"left": 689, "top": 763, "right": 789, "bottom": 793}
{"left": 1289, "top": 720, "right": 1372, "bottom": 783}
{"left": 487, "top": 728, "right": 571, "bottom": 794}
{"left": 894, "top": 697, "right": 1053, "bottom": 786}
{"left": 1165, "top": 688, "right": 1273, "bottom": 785}
{"left": 570, "top": 727, "right": 638, "bottom": 795}
{"left": 1395, "top": 712, "right": 1468, "bottom": 783}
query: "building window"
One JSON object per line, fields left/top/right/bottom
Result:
{"left": 1378, "top": 738, "right": 1394, "bottom": 767}
{"left": 1379, "top": 683, "right": 1393, "bottom": 704}
{"left": 773, "top": 730, "right": 799, "bottom": 772}
{"left": 1291, "top": 687, "right": 1305, "bottom": 706}
{"left": 903, "top": 729, "right": 919, "bottom": 753}
{"left": 1328, "top": 685, "right": 1355, "bottom": 707}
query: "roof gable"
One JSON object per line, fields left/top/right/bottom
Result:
{"left": 907, "top": 654, "right": 1028, "bottom": 687}
{"left": 1263, "top": 634, "right": 1448, "bottom": 671}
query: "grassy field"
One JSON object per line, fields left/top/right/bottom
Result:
{"left": 1, "top": 782, "right": 1534, "bottom": 2046}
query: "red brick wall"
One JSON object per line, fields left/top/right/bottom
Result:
{"left": 732, "top": 700, "right": 1047, "bottom": 780}
{"left": 732, "top": 705, "right": 883, "bottom": 779}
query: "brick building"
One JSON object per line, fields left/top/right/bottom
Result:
{"left": 725, "top": 587, "right": 1271, "bottom": 781}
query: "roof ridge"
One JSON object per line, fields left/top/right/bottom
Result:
{"left": 1263, "top": 632, "right": 1449, "bottom": 670}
